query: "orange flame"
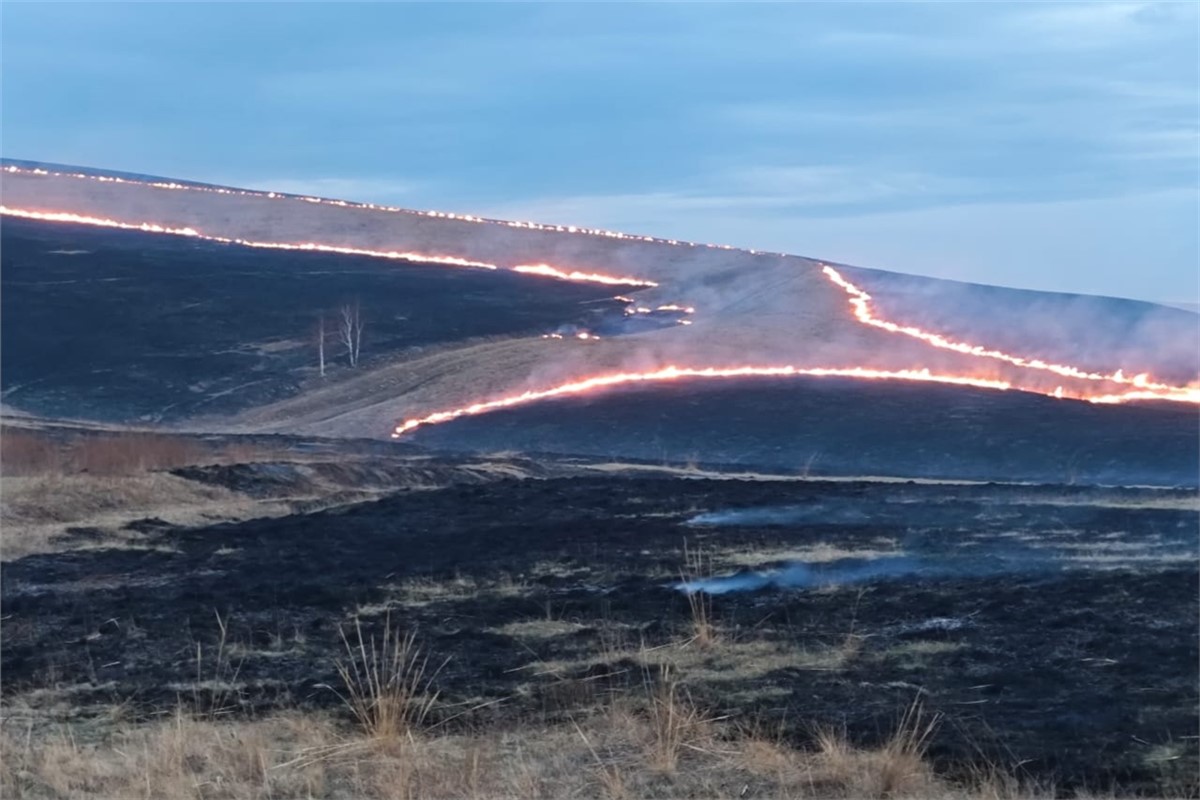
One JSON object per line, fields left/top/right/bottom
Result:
{"left": 391, "top": 366, "right": 1014, "bottom": 436}
{"left": 820, "top": 264, "right": 1200, "bottom": 404}
{"left": 4, "top": 164, "right": 738, "bottom": 252}
{"left": 5, "top": 167, "right": 1196, "bottom": 422}
{"left": 512, "top": 263, "right": 657, "bottom": 287}
{"left": 0, "top": 207, "right": 204, "bottom": 238}
{"left": 0, "top": 206, "right": 657, "bottom": 287}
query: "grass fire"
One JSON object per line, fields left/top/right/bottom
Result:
{"left": 2, "top": 7, "right": 1197, "bottom": 797}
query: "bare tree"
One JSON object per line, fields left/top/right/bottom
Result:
{"left": 317, "top": 313, "right": 327, "bottom": 377}
{"left": 338, "top": 302, "right": 364, "bottom": 367}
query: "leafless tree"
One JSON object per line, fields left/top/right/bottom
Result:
{"left": 317, "top": 313, "right": 327, "bottom": 377}
{"left": 338, "top": 302, "right": 364, "bottom": 367}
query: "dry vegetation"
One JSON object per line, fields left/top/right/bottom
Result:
{"left": 1, "top": 616, "right": 1057, "bottom": 800}
{"left": 0, "top": 428, "right": 299, "bottom": 559}
{"left": 1, "top": 428, "right": 266, "bottom": 478}
{"left": 2, "top": 544, "right": 1183, "bottom": 798}
{"left": 0, "top": 705, "right": 997, "bottom": 800}
{"left": 4, "top": 430, "right": 201, "bottom": 476}
{"left": 3, "top": 436, "right": 1192, "bottom": 797}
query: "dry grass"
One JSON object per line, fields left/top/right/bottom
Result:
{"left": 0, "top": 697, "right": 1070, "bottom": 800}
{"left": 187, "top": 611, "right": 245, "bottom": 720}
{"left": 641, "top": 663, "right": 719, "bottom": 773}
{"left": 359, "top": 573, "right": 529, "bottom": 614}
{"left": 3, "top": 597, "right": 1003, "bottom": 799}
{"left": 333, "top": 616, "right": 442, "bottom": 742}
{"left": 813, "top": 701, "right": 942, "bottom": 798}
{"left": 680, "top": 541, "right": 720, "bottom": 648}
{"left": 0, "top": 472, "right": 264, "bottom": 560}
{"left": 717, "top": 540, "right": 904, "bottom": 568}
{"left": 1, "top": 429, "right": 225, "bottom": 477}
{"left": 491, "top": 619, "right": 590, "bottom": 639}
{"left": 0, "top": 428, "right": 372, "bottom": 560}
{"left": 579, "top": 461, "right": 999, "bottom": 486}
{"left": 0, "top": 604, "right": 1088, "bottom": 799}
{"left": 1, "top": 472, "right": 235, "bottom": 524}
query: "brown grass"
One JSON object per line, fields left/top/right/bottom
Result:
{"left": 0, "top": 428, "right": 304, "bottom": 560}
{"left": 1, "top": 429, "right": 211, "bottom": 476}
{"left": 0, "top": 697, "right": 1072, "bottom": 800}
{"left": 0, "top": 590, "right": 1060, "bottom": 798}
{"left": 680, "top": 541, "right": 719, "bottom": 648}
{"left": 0, "top": 591, "right": 1085, "bottom": 799}
{"left": 813, "top": 700, "right": 942, "bottom": 798}
{"left": 0, "top": 471, "right": 260, "bottom": 559}
{"left": 333, "top": 616, "right": 442, "bottom": 742}
{"left": 641, "top": 662, "right": 719, "bottom": 772}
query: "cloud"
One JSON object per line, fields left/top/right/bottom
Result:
{"left": 2, "top": 2, "right": 1194, "bottom": 302}
{"left": 1009, "top": 2, "right": 1192, "bottom": 48}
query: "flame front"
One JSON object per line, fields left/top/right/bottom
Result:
{"left": 4, "top": 165, "right": 1197, "bottom": 437}
{"left": 0, "top": 206, "right": 657, "bottom": 287}
{"left": 391, "top": 366, "right": 1013, "bottom": 436}
{"left": 819, "top": 265, "right": 1200, "bottom": 405}
{"left": 0, "top": 207, "right": 205, "bottom": 238}
{"left": 3, "top": 164, "right": 743, "bottom": 251}
{"left": 512, "top": 264, "right": 657, "bottom": 287}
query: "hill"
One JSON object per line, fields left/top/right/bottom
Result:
{"left": 2, "top": 160, "right": 1196, "bottom": 483}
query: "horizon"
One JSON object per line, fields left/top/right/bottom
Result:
{"left": 2, "top": 2, "right": 1197, "bottom": 305}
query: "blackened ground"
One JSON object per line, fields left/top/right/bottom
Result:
{"left": 3, "top": 475, "right": 1196, "bottom": 795}
{"left": 406, "top": 377, "right": 1200, "bottom": 486}
{"left": 0, "top": 218, "right": 626, "bottom": 421}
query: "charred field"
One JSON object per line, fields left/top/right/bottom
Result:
{"left": 3, "top": 457, "right": 1198, "bottom": 796}
{"left": 0, "top": 217, "right": 624, "bottom": 422}
{"left": 406, "top": 375, "right": 1200, "bottom": 487}
{"left": 1, "top": 165, "right": 1199, "bottom": 798}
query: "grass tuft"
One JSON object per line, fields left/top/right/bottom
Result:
{"left": 642, "top": 662, "right": 717, "bottom": 773}
{"left": 333, "top": 615, "right": 442, "bottom": 742}
{"left": 679, "top": 540, "right": 719, "bottom": 648}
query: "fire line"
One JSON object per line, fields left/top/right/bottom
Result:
{"left": 818, "top": 264, "right": 1200, "bottom": 404}
{"left": 392, "top": 366, "right": 1017, "bottom": 437}
{"left": 0, "top": 206, "right": 656, "bottom": 288}
{"left": 4, "top": 168, "right": 1197, "bottom": 433}
{"left": 3, "top": 163, "right": 741, "bottom": 252}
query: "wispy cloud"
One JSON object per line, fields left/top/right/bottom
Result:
{"left": 1009, "top": 2, "right": 1190, "bottom": 48}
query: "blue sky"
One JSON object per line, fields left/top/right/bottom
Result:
{"left": 2, "top": 2, "right": 1196, "bottom": 304}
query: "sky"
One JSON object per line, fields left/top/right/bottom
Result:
{"left": 2, "top": 2, "right": 1196, "bottom": 305}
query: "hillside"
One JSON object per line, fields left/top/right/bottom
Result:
{"left": 1, "top": 160, "right": 1196, "bottom": 483}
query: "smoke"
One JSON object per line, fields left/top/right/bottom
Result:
{"left": 676, "top": 555, "right": 935, "bottom": 594}
{"left": 6, "top": 163, "right": 1196, "bottom": 442}
{"left": 687, "top": 504, "right": 871, "bottom": 526}
{"left": 836, "top": 263, "right": 1200, "bottom": 384}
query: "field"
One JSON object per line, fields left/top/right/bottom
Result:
{"left": 2, "top": 426, "right": 1197, "bottom": 798}
{"left": 1, "top": 167, "right": 1197, "bottom": 798}
{"left": 0, "top": 217, "right": 621, "bottom": 422}
{"left": 406, "top": 376, "right": 1200, "bottom": 486}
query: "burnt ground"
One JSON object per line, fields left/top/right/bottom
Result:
{"left": 3, "top": 473, "right": 1196, "bottom": 795}
{"left": 0, "top": 217, "right": 627, "bottom": 422}
{"left": 407, "top": 376, "right": 1200, "bottom": 487}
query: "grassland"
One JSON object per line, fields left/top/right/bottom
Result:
{"left": 3, "top": 439, "right": 1195, "bottom": 798}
